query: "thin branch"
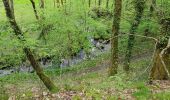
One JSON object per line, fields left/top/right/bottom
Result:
{"left": 133, "top": 41, "right": 158, "bottom": 81}
{"left": 106, "top": 33, "right": 158, "bottom": 43}
{"left": 159, "top": 38, "right": 170, "bottom": 79}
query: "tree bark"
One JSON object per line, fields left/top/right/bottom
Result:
{"left": 2, "top": 0, "right": 58, "bottom": 92}
{"left": 98, "top": 0, "right": 101, "bottom": 7}
{"left": 54, "top": 0, "right": 56, "bottom": 7}
{"left": 9, "top": 0, "right": 14, "bottom": 16}
{"left": 30, "top": 0, "right": 39, "bottom": 20}
{"left": 150, "top": 18, "right": 170, "bottom": 80}
{"left": 61, "top": 0, "right": 64, "bottom": 5}
{"left": 108, "top": 0, "right": 122, "bottom": 76}
{"left": 57, "top": 0, "right": 60, "bottom": 8}
{"left": 106, "top": 0, "right": 109, "bottom": 9}
{"left": 123, "top": 0, "right": 145, "bottom": 72}
{"left": 150, "top": 0, "right": 156, "bottom": 17}
{"left": 88, "top": 0, "right": 91, "bottom": 8}
{"left": 40, "top": 0, "right": 45, "bottom": 8}
{"left": 95, "top": 0, "right": 96, "bottom": 6}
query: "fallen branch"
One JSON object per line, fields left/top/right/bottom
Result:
{"left": 159, "top": 38, "right": 170, "bottom": 79}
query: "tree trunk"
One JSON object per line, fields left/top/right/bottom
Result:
{"left": 95, "top": 0, "right": 96, "bottom": 6}
{"left": 61, "top": 0, "right": 64, "bottom": 5}
{"left": 2, "top": 0, "right": 58, "bottom": 92}
{"left": 40, "top": 0, "right": 45, "bottom": 8}
{"left": 150, "top": 0, "right": 156, "bottom": 17}
{"left": 9, "top": 0, "right": 14, "bottom": 16}
{"left": 54, "top": 0, "right": 56, "bottom": 7}
{"left": 98, "top": 0, "right": 101, "bottom": 7}
{"left": 108, "top": 0, "right": 122, "bottom": 76}
{"left": 88, "top": 0, "right": 91, "bottom": 8}
{"left": 150, "top": 18, "right": 170, "bottom": 80}
{"left": 57, "top": 0, "right": 60, "bottom": 8}
{"left": 106, "top": 0, "right": 109, "bottom": 9}
{"left": 24, "top": 48, "right": 58, "bottom": 92}
{"left": 30, "top": 0, "right": 39, "bottom": 20}
{"left": 67, "top": 31, "right": 73, "bottom": 67}
{"left": 123, "top": 0, "right": 145, "bottom": 72}
{"left": 150, "top": 43, "right": 170, "bottom": 80}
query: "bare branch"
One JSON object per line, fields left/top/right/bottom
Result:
{"left": 159, "top": 38, "right": 170, "bottom": 79}
{"left": 108, "top": 33, "right": 158, "bottom": 42}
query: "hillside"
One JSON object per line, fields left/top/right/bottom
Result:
{"left": 0, "top": 0, "right": 170, "bottom": 100}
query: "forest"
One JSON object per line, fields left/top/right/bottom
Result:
{"left": 0, "top": 0, "right": 170, "bottom": 99}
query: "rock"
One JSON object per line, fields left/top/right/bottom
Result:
{"left": 0, "top": 70, "right": 3, "bottom": 74}
{"left": 43, "top": 92, "right": 48, "bottom": 96}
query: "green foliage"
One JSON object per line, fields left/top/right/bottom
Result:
{"left": 86, "top": 88, "right": 103, "bottom": 99}
{"left": 0, "top": 81, "right": 9, "bottom": 100}
{"left": 0, "top": 0, "right": 170, "bottom": 99}
{"left": 0, "top": 0, "right": 160, "bottom": 69}
{"left": 152, "top": 92, "right": 170, "bottom": 100}
{"left": 133, "top": 83, "right": 151, "bottom": 100}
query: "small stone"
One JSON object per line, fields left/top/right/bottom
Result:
{"left": 34, "top": 94, "right": 40, "bottom": 98}
{"left": 51, "top": 94, "right": 58, "bottom": 98}
{"left": 43, "top": 92, "right": 48, "bottom": 96}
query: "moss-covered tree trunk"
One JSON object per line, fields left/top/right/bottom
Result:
{"left": 9, "top": 0, "right": 14, "bottom": 16}
{"left": 24, "top": 48, "right": 58, "bottom": 92}
{"left": 56, "top": 0, "right": 60, "bottom": 8}
{"left": 30, "top": 0, "right": 39, "bottom": 20}
{"left": 108, "top": 0, "right": 122, "bottom": 76}
{"left": 54, "top": 0, "right": 56, "bottom": 7}
{"left": 61, "top": 0, "right": 64, "bottom": 5}
{"left": 106, "top": 0, "right": 109, "bottom": 9}
{"left": 2, "top": 0, "right": 58, "bottom": 92}
{"left": 40, "top": 0, "right": 45, "bottom": 8}
{"left": 150, "top": 18, "right": 170, "bottom": 80}
{"left": 150, "top": 43, "right": 170, "bottom": 80}
{"left": 150, "top": 0, "right": 156, "bottom": 17}
{"left": 95, "top": 0, "right": 97, "bottom": 6}
{"left": 88, "top": 0, "right": 91, "bottom": 8}
{"left": 98, "top": 0, "right": 102, "bottom": 7}
{"left": 123, "top": 0, "right": 145, "bottom": 72}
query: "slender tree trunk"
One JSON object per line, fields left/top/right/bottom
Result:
{"left": 144, "top": 0, "right": 156, "bottom": 36}
{"left": 61, "top": 0, "right": 64, "bottom": 5}
{"left": 98, "top": 0, "right": 101, "bottom": 7}
{"left": 30, "top": 0, "right": 39, "bottom": 20}
{"left": 40, "top": 0, "right": 45, "bottom": 8}
{"left": 2, "top": 0, "right": 58, "bottom": 92}
{"left": 57, "top": 0, "right": 60, "bottom": 8}
{"left": 67, "top": 31, "right": 73, "bottom": 67}
{"left": 95, "top": 0, "right": 96, "bottom": 6}
{"left": 88, "top": 0, "right": 91, "bottom": 8}
{"left": 150, "top": 0, "right": 156, "bottom": 17}
{"left": 108, "top": 0, "right": 122, "bottom": 76}
{"left": 54, "top": 0, "right": 56, "bottom": 7}
{"left": 106, "top": 0, "right": 109, "bottom": 9}
{"left": 123, "top": 0, "right": 145, "bottom": 72}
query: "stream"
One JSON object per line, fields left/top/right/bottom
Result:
{"left": 0, "top": 38, "right": 110, "bottom": 77}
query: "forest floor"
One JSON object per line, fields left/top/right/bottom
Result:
{"left": 1, "top": 52, "right": 170, "bottom": 100}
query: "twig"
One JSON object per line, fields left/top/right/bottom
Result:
{"left": 109, "top": 33, "right": 158, "bottom": 42}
